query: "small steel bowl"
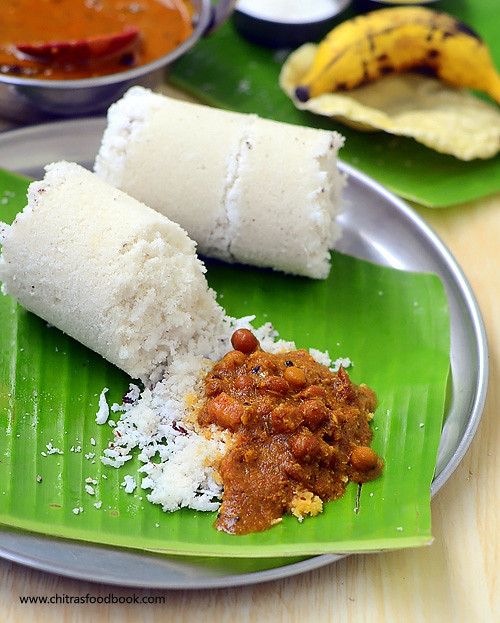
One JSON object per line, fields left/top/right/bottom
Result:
{"left": 0, "top": 0, "right": 236, "bottom": 123}
{"left": 232, "top": 0, "right": 353, "bottom": 49}
{"left": 354, "top": 0, "right": 440, "bottom": 10}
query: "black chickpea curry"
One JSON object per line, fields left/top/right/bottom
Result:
{"left": 197, "top": 329, "right": 384, "bottom": 535}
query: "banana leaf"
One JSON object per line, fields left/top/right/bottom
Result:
{"left": 0, "top": 170, "right": 450, "bottom": 557}
{"left": 168, "top": 0, "right": 500, "bottom": 207}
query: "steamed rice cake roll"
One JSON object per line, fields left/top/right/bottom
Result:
{"left": 0, "top": 161, "right": 227, "bottom": 382}
{"left": 94, "top": 87, "right": 345, "bottom": 279}
{"left": 95, "top": 87, "right": 246, "bottom": 261}
{"left": 226, "top": 115, "right": 343, "bottom": 277}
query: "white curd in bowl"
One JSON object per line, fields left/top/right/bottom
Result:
{"left": 235, "top": 0, "right": 343, "bottom": 23}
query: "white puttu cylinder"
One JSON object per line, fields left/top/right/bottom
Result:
{"left": 0, "top": 161, "right": 228, "bottom": 382}
{"left": 94, "top": 87, "right": 345, "bottom": 279}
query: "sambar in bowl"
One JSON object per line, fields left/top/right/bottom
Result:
{"left": 0, "top": 0, "right": 235, "bottom": 120}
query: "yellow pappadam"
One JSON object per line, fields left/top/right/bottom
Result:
{"left": 280, "top": 43, "right": 500, "bottom": 160}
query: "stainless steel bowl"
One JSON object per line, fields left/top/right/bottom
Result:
{"left": 232, "top": 0, "right": 353, "bottom": 49}
{"left": 354, "top": 0, "right": 440, "bottom": 10}
{"left": 0, "top": 0, "right": 236, "bottom": 123}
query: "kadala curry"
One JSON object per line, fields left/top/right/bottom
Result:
{"left": 1, "top": 0, "right": 194, "bottom": 80}
{"left": 197, "top": 329, "right": 384, "bottom": 535}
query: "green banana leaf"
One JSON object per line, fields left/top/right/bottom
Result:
{"left": 168, "top": 0, "right": 500, "bottom": 208}
{"left": 0, "top": 171, "right": 450, "bottom": 557}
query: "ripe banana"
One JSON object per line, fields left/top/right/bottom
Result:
{"left": 294, "top": 7, "right": 500, "bottom": 105}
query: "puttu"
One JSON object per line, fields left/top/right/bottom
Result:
{"left": 94, "top": 86, "right": 345, "bottom": 279}
{"left": 0, "top": 161, "right": 229, "bottom": 382}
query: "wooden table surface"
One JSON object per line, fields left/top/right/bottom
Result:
{"left": 0, "top": 89, "right": 498, "bottom": 623}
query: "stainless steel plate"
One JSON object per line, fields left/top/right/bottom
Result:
{"left": 0, "top": 118, "right": 488, "bottom": 589}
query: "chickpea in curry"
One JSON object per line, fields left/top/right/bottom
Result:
{"left": 197, "top": 329, "right": 384, "bottom": 535}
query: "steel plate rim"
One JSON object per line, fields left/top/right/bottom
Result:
{"left": 339, "top": 161, "right": 489, "bottom": 496}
